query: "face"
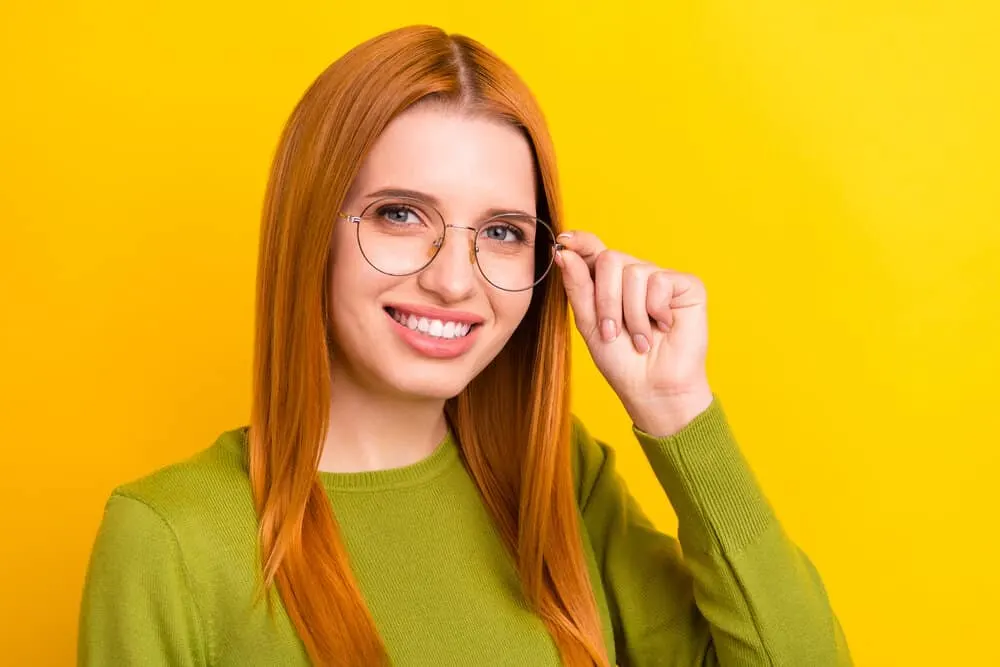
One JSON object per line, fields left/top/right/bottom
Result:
{"left": 326, "top": 104, "right": 539, "bottom": 401}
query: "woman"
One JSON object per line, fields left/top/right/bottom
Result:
{"left": 78, "top": 25, "right": 852, "bottom": 667}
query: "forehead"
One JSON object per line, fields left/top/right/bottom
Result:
{"left": 348, "top": 105, "right": 537, "bottom": 216}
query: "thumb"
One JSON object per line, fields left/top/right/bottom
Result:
{"left": 555, "top": 248, "right": 597, "bottom": 337}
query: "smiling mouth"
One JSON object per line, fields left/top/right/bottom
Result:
{"left": 384, "top": 307, "right": 479, "bottom": 340}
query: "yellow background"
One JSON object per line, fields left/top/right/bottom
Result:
{"left": 2, "top": 2, "right": 997, "bottom": 665}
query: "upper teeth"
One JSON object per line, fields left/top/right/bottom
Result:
{"left": 389, "top": 308, "right": 473, "bottom": 339}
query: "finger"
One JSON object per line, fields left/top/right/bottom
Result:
{"left": 554, "top": 248, "right": 598, "bottom": 338}
{"left": 593, "top": 250, "right": 626, "bottom": 343}
{"left": 647, "top": 271, "right": 705, "bottom": 330}
{"left": 556, "top": 230, "right": 608, "bottom": 269}
{"left": 622, "top": 262, "right": 656, "bottom": 353}
{"left": 646, "top": 271, "right": 677, "bottom": 331}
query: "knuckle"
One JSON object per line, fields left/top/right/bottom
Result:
{"left": 678, "top": 272, "right": 706, "bottom": 296}
{"left": 622, "top": 262, "right": 647, "bottom": 286}
{"left": 594, "top": 249, "right": 616, "bottom": 271}
{"left": 649, "top": 271, "right": 672, "bottom": 290}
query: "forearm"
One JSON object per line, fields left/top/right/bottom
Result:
{"left": 633, "top": 397, "right": 852, "bottom": 665}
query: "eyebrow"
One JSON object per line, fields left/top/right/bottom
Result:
{"left": 363, "top": 187, "right": 536, "bottom": 219}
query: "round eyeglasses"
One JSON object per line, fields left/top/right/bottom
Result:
{"left": 338, "top": 196, "right": 563, "bottom": 292}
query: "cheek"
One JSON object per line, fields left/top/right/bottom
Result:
{"left": 490, "top": 291, "right": 533, "bottom": 334}
{"left": 328, "top": 220, "right": 387, "bottom": 298}
{"left": 327, "top": 233, "right": 381, "bottom": 334}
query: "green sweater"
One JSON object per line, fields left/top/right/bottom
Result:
{"left": 78, "top": 397, "right": 851, "bottom": 666}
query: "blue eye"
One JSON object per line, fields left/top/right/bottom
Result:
{"left": 378, "top": 205, "right": 420, "bottom": 225}
{"left": 482, "top": 223, "right": 524, "bottom": 243}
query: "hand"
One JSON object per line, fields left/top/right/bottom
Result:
{"left": 554, "top": 231, "right": 714, "bottom": 437}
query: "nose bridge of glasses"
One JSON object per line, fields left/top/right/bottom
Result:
{"left": 432, "top": 223, "right": 478, "bottom": 263}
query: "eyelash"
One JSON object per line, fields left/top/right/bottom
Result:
{"left": 483, "top": 222, "right": 526, "bottom": 242}
{"left": 377, "top": 205, "right": 422, "bottom": 223}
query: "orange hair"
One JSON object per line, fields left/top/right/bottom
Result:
{"left": 249, "top": 25, "right": 608, "bottom": 666}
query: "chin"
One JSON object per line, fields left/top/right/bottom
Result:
{"left": 373, "top": 346, "right": 495, "bottom": 404}
{"left": 385, "top": 372, "right": 471, "bottom": 401}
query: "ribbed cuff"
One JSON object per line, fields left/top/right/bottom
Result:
{"left": 632, "top": 395, "right": 775, "bottom": 555}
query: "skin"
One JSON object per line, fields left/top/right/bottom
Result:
{"left": 555, "top": 235, "right": 714, "bottom": 436}
{"left": 320, "top": 104, "right": 713, "bottom": 474}
{"left": 321, "top": 104, "right": 538, "bottom": 472}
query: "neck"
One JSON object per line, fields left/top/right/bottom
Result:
{"left": 319, "top": 363, "right": 449, "bottom": 474}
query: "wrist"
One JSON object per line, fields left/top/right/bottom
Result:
{"left": 627, "top": 385, "right": 715, "bottom": 438}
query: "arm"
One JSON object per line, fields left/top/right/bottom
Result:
{"left": 576, "top": 396, "right": 852, "bottom": 666}
{"left": 78, "top": 493, "right": 208, "bottom": 667}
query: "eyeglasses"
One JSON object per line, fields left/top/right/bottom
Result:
{"left": 337, "top": 196, "right": 562, "bottom": 292}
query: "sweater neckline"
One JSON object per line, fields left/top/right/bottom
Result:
{"left": 318, "top": 431, "right": 460, "bottom": 491}
{"left": 228, "top": 427, "right": 461, "bottom": 492}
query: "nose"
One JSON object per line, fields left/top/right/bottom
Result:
{"left": 416, "top": 225, "right": 478, "bottom": 303}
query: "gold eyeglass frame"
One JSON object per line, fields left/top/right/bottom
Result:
{"left": 337, "top": 196, "right": 563, "bottom": 293}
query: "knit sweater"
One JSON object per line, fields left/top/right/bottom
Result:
{"left": 77, "top": 396, "right": 852, "bottom": 666}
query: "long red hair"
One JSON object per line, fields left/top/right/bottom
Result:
{"left": 249, "top": 25, "right": 608, "bottom": 666}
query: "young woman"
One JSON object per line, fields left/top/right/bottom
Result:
{"left": 78, "top": 25, "right": 852, "bottom": 667}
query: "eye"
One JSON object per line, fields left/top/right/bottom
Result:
{"left": 376, "top": 205, "right": 421, "bottom": 225}
{"left": 482, "top": 222, "right": 525, "bottom": 243}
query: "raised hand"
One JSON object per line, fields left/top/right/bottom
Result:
{"left": 554, "top": 230, "right": 714, "bottom": 437}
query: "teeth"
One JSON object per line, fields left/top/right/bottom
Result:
{"left": 388, "top": 308, "right": 474, "bottom": 339}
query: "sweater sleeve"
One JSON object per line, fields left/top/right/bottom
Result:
{"left": 574, "top": 395, "right": 852, "bottom": 666}
{"left": 78, "top": 493, "right": 209, "bottom": 667}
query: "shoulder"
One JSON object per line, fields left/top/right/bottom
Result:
{"left": 102, "top": 427, "right": 257, "bottom": 554}
{"left": 114, "top": 427, "right": 251, "bottom": 508}
{"left": 82, "top": 429, "right": 252, "bottom": 666}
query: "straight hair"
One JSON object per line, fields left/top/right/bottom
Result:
{"left": 249, "top": 25, "right": 609, "bottom": 666}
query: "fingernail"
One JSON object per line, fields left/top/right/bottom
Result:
{"left": 657, "top": 320, "right": 671, "bottom": 332}
{"left": 633, "top": 334, "right": 650, "bottom": 354}
{"left": 600, "top": 318, "right": 617, "bottom": 342}
{"left": 553, "top": 250, "right": 563, "bottom": 267}
{"left": 556, "top": 232, "right": 574, "bottom": 240}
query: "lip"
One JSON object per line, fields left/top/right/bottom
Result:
{"left": 383, "top": 303, "right": 485, "bottom": 325}
{"left": 385, "top": 308, "right": 481, "bottom": 359}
